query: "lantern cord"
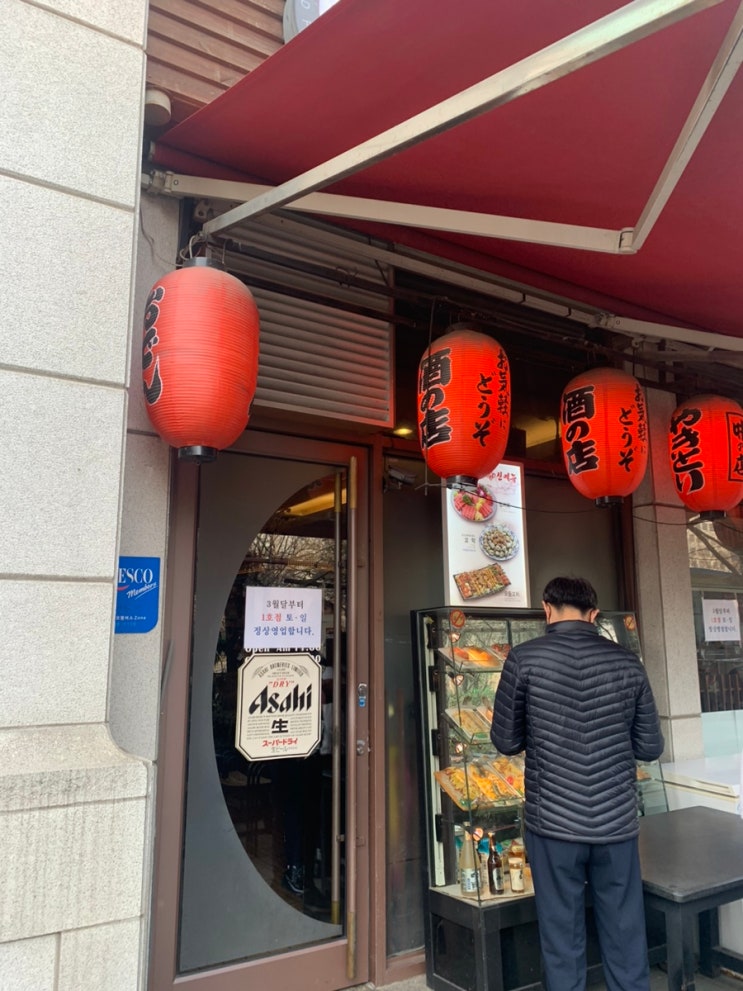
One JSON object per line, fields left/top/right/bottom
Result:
{"left": 178, "top": 232, "right": 209, "bottom": 264}
{"left": 413, "top": 484, "right": 716, "bottom": 527}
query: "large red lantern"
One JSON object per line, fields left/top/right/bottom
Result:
{"left": 560, "top": 367, "right": 648, "bottom": 506}
{"left": 668, "top": 394, "right": 743, "bottom": 517}
{"left": 142, "top": 258, "right": 260, "bottom": 463}
{"left": 417, "top": 323, "right": 511, "bottom": 487}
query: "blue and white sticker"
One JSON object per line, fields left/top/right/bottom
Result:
{"left": 115, "top": 556, "right": 160, "bottom": 634}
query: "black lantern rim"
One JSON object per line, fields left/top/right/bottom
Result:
{"left": 697, "top": 509, "right": 726, "bottom": 521}
{"left": 446, "top": 475, "right": 480, "bottom": 491}
{"left": 594, "top": 495, "right": 623, "bottom": 508}
{"left": 178, "top": 445, "right": 218, "bottom": 464}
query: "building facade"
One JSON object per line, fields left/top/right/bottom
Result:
{"left": 2, "top": 1, "right": 742, "bottom": 989}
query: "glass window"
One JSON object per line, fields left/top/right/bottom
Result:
{"left": 689, "top": 517, "right": 743, "bottom": 715}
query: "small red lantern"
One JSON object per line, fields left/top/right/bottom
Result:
{"left": 142, "top": 258, "right": 260, "bottom": 463}
{"left": 560, "top": 367, "right": 648, "bottom": 506}
{"left": 417, "top": 323, "right": 511, "bottom": 487}
{"left": 668, "top": 394, "right": 743, "bottom": 518}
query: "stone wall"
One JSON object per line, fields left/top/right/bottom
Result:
{"left": 0, "top": 1, "right": 158, "bottom": 988}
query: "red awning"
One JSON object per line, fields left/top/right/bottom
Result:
{"left": 153, "top": 0, "right": 743, "bottom": 341}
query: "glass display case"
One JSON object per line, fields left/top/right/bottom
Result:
{"left": 412, "top": 605, "right": 667, "bottom": 991}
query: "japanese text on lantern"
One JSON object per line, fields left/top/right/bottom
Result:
{"left": 562, "top": 385, "right": 599, "bottom": 475}
{"left": 142, "top": 285, "right": 164, "bottom": 406}
{"left": 616, "top": 386, "right": 645, "bottom": 472}
{"left": 419, "top": 348, "right": 453, "bottom": 449}
{"left": 562, "top": 384, "right": 642, "bottom": 477}
{"left": 473, "top": 371, "right": 494, "bottom": 447}
{"left": 669, "top": 407, "right": 705, "bottom": 495}
{"left": 472, "top": 349, "right": 508, "bottom": 447}
{"left": 728, "top": 413, "right": 743, "bottom": 481}
{"left": 419, "top": 347, "right": 506, "bottom": 451}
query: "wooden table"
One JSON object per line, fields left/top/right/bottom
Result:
{"left": 639, "top": 806, "right": 743, "bottom": 991}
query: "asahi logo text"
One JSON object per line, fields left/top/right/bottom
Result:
{"left": 248, "top": 683, "right": 313, "bottom": 715}
{"left": 143, "top": 285, "right": 164, "bottom": 406}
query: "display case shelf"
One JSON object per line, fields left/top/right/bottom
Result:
{"left": 412, "top": 605, "right": 667, "bottom": 991}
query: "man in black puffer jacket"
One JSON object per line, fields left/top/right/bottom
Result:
{"left": 491, "top": 576, "right": 664, "bottom": 991}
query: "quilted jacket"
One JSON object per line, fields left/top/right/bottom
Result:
{"left": 491, "top": 619, "right": 664, "bottom": 843}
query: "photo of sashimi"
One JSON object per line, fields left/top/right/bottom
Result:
{"left": 451, "top": 484, "right": 495, "bottom": 522}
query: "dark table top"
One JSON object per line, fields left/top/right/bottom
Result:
{"left": 638, "top": 806, "right": 743, "bottom": 903}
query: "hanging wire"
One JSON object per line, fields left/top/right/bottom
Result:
{"left": 177, "top": 232, "right": 209, "bottom": 265}
{"left": 414, "top": 338, "right": 719, "bottom": 528}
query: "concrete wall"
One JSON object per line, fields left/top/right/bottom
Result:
{"left": 0, "top": 4, "right": 712, "bottom": 987}
{"left": 633, "top": 388, "right": 704, "bottom": 761}
{"left": 110, "top": 194, "right": 180, "bottom": 763}
{"left": 0, "top": 1, "right": 158, "bottom": 988}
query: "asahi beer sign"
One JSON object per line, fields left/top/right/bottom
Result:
{"left": 235, "top": 652, "right": 322, "bottom": 760}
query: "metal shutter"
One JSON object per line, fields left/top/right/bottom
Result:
{"left": 221, "top": 212, "right": 394, "bottom": 429}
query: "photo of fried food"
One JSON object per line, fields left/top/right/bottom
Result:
{"left": 453, "top": 563, "right": 511, "bottom": 600}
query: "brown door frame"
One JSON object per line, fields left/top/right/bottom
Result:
{"left": 149, "top": 429, "right": 373, "bottom": 990}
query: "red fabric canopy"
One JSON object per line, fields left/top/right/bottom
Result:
{"left": 154, "top": 0, "right": 743, "bottom": 340}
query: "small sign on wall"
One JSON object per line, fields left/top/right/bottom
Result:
{"left": 702, "top": 598, "right": 741, "bottom": 643}
{"left": 115, "top": 556, "right": 160, "bottom": 634}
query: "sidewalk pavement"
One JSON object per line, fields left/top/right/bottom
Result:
{"left": 371, "top": 966, "right": 743, "bottom": 991}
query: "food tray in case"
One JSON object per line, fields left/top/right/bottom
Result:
{"left": 444, "top": 707, "right": 492, "bottom": 744}
{"left": 437, "top": 644, "right": 507, "bottom": 672}
{"left": 487, "top": 755, "right": 525, "bottom": 797}
{"left": 434, "top": 759, "right": 521, "bottom": 809}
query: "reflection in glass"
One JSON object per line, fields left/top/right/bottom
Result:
{"left": 178, "top": 455, "right": 346, "bottom": 974}
{"left": 212, "top": 474, "right": 345, "bottom": 921}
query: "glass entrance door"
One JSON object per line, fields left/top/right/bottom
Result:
{"left": 151, "top": 436, "right": 370, "bottom": 990}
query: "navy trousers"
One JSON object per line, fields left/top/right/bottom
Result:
{"left": 525, "top": 829, "right": 651, "bottom": 991}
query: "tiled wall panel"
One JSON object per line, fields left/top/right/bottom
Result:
{"left": 3, "top": 0, "right": 144, "bottom": 204}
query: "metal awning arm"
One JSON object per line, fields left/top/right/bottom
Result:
{"left": 146, "top": 170, "right": 630, "bottom": 253}
{"left": 629, "top": 0, "right": 743, "bottom": 252}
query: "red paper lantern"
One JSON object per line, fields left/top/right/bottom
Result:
{"left": 142, "top": 258, "right": 260, "bottom": 463}
{"left": 560, "top": 367, "right": 648, "bottom": 505}
{"left": 668, "top": 394, "right": 743, "bottom": 517}
{"left": 417, "top": 323, "right": 510, "bottom": 487}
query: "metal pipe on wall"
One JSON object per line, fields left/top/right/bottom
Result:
{"left": 331, "top": 471, "right": 343, "bottom": 925}
{"left": 345, "top": 456, "right": 358, "bottom": 979}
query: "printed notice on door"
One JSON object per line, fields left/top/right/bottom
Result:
{"left": 244, "top": 586, "right": 323, "bottom": 651}
{"left": 235, "top": 652, "right": 322, "bottom": 760}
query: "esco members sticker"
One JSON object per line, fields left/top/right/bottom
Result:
{"left": 115, "top": 556, "right": 161, "bottom": 634}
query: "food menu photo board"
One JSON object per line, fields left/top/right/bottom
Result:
{"left": 443, "top": 462, "right": 529, "bottom": 608}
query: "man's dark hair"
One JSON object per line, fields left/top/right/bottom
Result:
{"left": 542, "top": 576, "right": 598, "bottom": 613}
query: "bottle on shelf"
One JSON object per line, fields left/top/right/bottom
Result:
{"left": 487, "top": 833, "right": 504, "bottom": 895}
{"left": 453, "top": 823, "right": 464, "bottom": 883}
{"left": 458, "top": 821, "right": 479, "bottom": 898}
{"left": 509, "top": 854, "right": 525, "bottom": 893}
{"left": 477, "top": 834, "right": 490, "bottom": 892}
